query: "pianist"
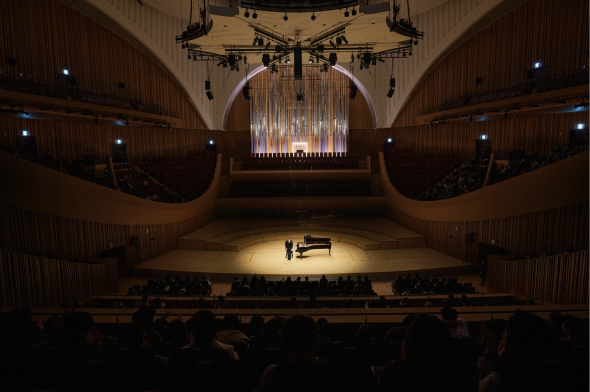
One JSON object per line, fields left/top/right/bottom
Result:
{"left": 285, "top": 239, "right": 294, "bottom": 260}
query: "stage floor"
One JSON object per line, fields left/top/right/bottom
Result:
{"left": 134, "top": 240, "right": 469, "bottom": 278}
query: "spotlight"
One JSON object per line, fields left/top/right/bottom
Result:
{"left": 252, "top": 11, "right": 257, "bottom": 19}
{"left": 244, "top": 9, "right": 250, "bottom": 18}
{"left": 193, "top": 55, "right": 197, "bottom": 60}
{"left": 187, "top": 54, "right": 191, "bottom": 59}
{"left": 323, "top": 63, "right": 328, "bottom": 72}
{"left": 223, "top": 62, "right": 227, "bottom": 68}
{"left": 286, "top": 56, "right": 291, "bottom": 64}
{"left": 336, "top": 37, "right": 342, "bottom": 45}
{"left": 205, "top": 80, "right": 211, "bottom": 90}
{"left": 258, "top": 38, "right": 264, "bottom": 46}
{"left": 271, "top": 64, "right": 277, "bottom": 73}
{"left": 409, "top": 50, "right": 412, "bottom": 56}
{"left": 182, "top": 43, "right": 186, "bottom": 49}
{"left": 243, "top": 56, "right": 247, "bottom": 64}
{"left": 311, "top": 13, "right": 316, "bottom": 21}
{"left": 403, "top": 52, "right": 406, "bottom": 57}
{"left": 206, "top": 91, "right": 214, "bottom": 100}
{"left": 341, "top": 36, "right": 348, "bottom": 44}
{"left": 243, "top": 86, "right": 251, "bottom": 100}
{"left": 228, "top": 54, "right": 237, "bottom": 67}
{"left": 329, "top": 53, "right": 337, "bottom": 66}
{"left": 387, "top": 138, "right": 392, "bottom": 143}
{"left": 116, "top": 139, "right": 122, "bottom": 144}
{"left": 168, "top": 124, "right": 172, "bottom": 131}
{"left": 22, "top": 130, "right": 28, "bottom": 136}
{"left": 362, "top": 52, "right": 372, "bottom": 66}
{"left": 351, "top": 54, "right": 354, "bottom": 62}
{"left": 387, "top": 77, "right": 395, "bottom": 98}
{"left": 389, "top": 78, "right": 396, "bottom": 88}
{"left": 309, "top": 57, "right": 314, "bottom": 64}
{"left": 429, "top": 120, "right": 434, "bottom": 128}
{"left": 344, "top": 9, "right": 349, "bottom": 17}
{"left": 351, "top": 8, "right": 357, "bottom": 16}
{"left": 414, "top": 40, "right": 418, "bottom": 45}
{"left": 387, "top": 88, "right": 394, "bottom": 98}
{"left": 330, "top": 40, "right": 336, "bottom": 49}
{"left": 283, "top": 13, "right": 288, "bottom": 22}
{"left": 252, "top": 36, "right": 258, "bottom": 46}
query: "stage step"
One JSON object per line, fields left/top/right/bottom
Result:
{"left": 370, "top": 173, "right": 384, "bottom": 196}
{"left": 217, "top": 175, "right": 231, "bottom": 198}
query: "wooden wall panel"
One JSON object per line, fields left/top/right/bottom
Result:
{"left": 388, "top": 201, "right": 589, "bottom": 268}
{"left": 351, "top": 111, "right": 586, "bottom": 162}
{"left": 392, "top": 0, "right": 589, "bottom": 127}
{"left": 0, "top": 116, "right": 250, "bottom": 163}
{"left": 0, "top": 0, "right": 206, "bottom": 129}
{"left": 487, "top": 251, "right": 589, "bottom": 304}
{"left": 0, "top": 251, "right": 119, "bottom": 307}
{"left": 225, "top": 94, "right": 251, "bottom": 132}
{"left": 348, "top": 93, "right": 374, "bottom": 130}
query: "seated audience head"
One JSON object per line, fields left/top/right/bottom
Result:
{"left": 118, "top": 322, "right": 144, "bottom": 349}
{"left": 189, "top": 310, "right": 218, "bottom": 347}
{"left": 441, "top": 306, "right": 458, "bottom": 322}
{"left": 384, "top": 326, "right": 406, "bottom": 343}
{"left": 503, "top": 309, "right": 547, "bottom": 356}
{"left": 250, "top": 315, "right": 265, "bottom": 337}
{"left": 223, "top": 314, "right": 241, "bottom": 331}
{"left": 167, "top": 319, "right": 188, "bottom": 345}
{"left": 357, "top": 323, "right": 375, "bottom": 346}
{"left": 281, "top": 315, "right": 317, "bottom": 361}
{"left": 562, "top": 314, "right": 583, "bottom": 339}
{"left": 59, "top": 311, "right": 94, "bottom": 348}
{"left": 403, "top": 314, "right": 452, "bottom": 362}
{"left": 402, "top": 314, "right": 417, "bottom": 329}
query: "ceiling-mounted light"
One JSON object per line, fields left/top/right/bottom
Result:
{"left": 351, "top": 8, "right": 357, "bottom": 16}
{"left": 362, "top": 52, "right": 372, "bottom": 66}
{"left": 252, "top": 36, "right": 258, "bottom": 46}
{"left": 193, "top": 54, "right": 197, "bottom": 60}
{"left": 414, "top": 40, "right": 418, "bottom": 45}
{"left": 244, "top": 9, "right": 250, "bottom": 18}
{"left": 341, "top": 36, "right": 348, "bottom": 44}
{"left": 286, "top": 56, "right": 291, "bottom": 64}
{"left": 243, "top": 56, "right": 247, "bottom": 64}
{"left": 409, "top": 50, "right": 412, "bottom": 56}
{"left": 283, "top": 13, "right": 288, "bottom": 22}
{"left": 330, "top": 40, "right": 336, "bottom": 49}
{"left": 262, "top": 53, "right": 271, "bottom": 66}
{"left": 206, "top": 91, "right": 214, "bottom": 100}
{"left": 258, "top": 38, "right": 264, "bottom": 46}
{"left": 311, "top": 13, "right": 316, "bottom": 21}
{"left": 387, "top": 77, "right": 395, "bottom": 98}
{"left": 344, "top": 9, "right": 349, "bottom": 17}
{"left": 351, "top": 54, "right": 354, "bottom": 62}
{"left": 252, "top": 11, "right": 257, "bottom": 19}
{"left": 403, "top": 52, "right": 406, "bottom": 57}
{"left": 323, "top": 63, "right": 328, "bottom": 72}
{"left": 309, "top": 57, "right": 314, "bottom": 64}
{"left": 336, "top": 37, "right": 342, "bottom": 45}
{"left": 187, "top": 54, "right": 191, "bottom": 59}
{"left": 182, "top": 43, "right": 186, "bottom": 49}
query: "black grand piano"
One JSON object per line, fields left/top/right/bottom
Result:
{"left": 295, "top": 234, "right": 331, "bottom": 258}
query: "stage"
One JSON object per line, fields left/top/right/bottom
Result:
{"left": 132, "top": 218, "right": 472, "bottom": 279}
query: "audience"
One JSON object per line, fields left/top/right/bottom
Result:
{"left": 184, "top": 310, "right": 239, "bottom": 360}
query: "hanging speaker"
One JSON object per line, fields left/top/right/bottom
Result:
{"left": 348, "top": 85, "right": 357, "bottom": 99}
{"left": 243, "top": 86, "right": 251, "bottom": 100}
{"left": 294, "top": 47, "right": 302, "bottom": 80}
{"left": 205, "top": 80, "right": 211, "bottom": 90}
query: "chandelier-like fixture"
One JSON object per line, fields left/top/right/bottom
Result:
{"left": 250, "top": 65, "right": 349, "bottom": 155}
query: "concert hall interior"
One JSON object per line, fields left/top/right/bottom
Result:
{"left": 0, "top": 0, "right": 588, "bottom": 391}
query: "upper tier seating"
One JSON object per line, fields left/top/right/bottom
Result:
{"left": 113, "top": 162, "right": 179, "bottom": 202}
{"left": 384, "top": 148, "right": 465, "bottom": 198}
{"left": 140, "top": 150, "right": 216, "bottom": 201}
{"left": 242, "top": 153, "right": 359, "bottom": 170}
{"left": 418, "top": 144, "right": 587, "bottom": 201}
{"left": 229, "top": 177, "right": 372, "bottom": 197}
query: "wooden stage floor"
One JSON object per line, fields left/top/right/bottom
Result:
{"left": 134, "top": 240, "right": 470, "bottom": 279}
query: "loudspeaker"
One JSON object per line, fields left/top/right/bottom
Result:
{"left": 294, "top": 47, "right": 302, "bottom": 80}
{"left": 206, "top": 91, "right": 214, "bottom": 100}
{"left": 205, "top": 80, "right": 211, "bottom": 91}
{"left": 129, "top": 235, "right": 139, "bottom": 246}
{"left": 465, "top": 233, "right": 476, "bottom": 244}
{"left": 348, "top": 85, "right": 357, "bottom": 99}
{"left": 242, "top": 86, "right": 251, "bottom": 100}
{"left": 118, "top": 82, "right": 126, "bottom": 89}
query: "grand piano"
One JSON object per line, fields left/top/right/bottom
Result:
{"left": 295, "top": 234, "right": 332, "bottom": 258}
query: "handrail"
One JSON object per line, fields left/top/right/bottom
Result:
{"left": 501, "top": 244, "right": 589, "bottom": 261}
{"left": 0, "top": 245, "right": 105, "bottom": 264}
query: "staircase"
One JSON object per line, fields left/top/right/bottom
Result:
{"left": 217, "top": 175, "right": 232, "bottom": 198}
{"left": 370, "top": 173, "right": 384, "bottom": 196}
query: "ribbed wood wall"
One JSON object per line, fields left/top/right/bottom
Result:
{"left": 392, "top": 0, "right": 589, "bottom": 127}
{"left": 0, "top": 250, "right": 119, "bottom": 307}
{"left": 388, "top": 201, "right": 589, "bottom": 266}
{"left": 488, "top": 251, "right": 589, "bottom": 304}
{"left": 225, "top": 94, "right": 251, "bottom": 132}
{"left": 0, "top": 204, "right": 215, "bottom": 266}
{"left": 351, "top": 111, "right": 586, "bottom": 161}
{"left": 0, "top": 117, "right": 250, "bottom": 163}
{"left": 0, "top": 0, "right": 206, "bottom": 129}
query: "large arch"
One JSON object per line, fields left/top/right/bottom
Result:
{"left": 221, "top": 64, "right": 378, "bottom": 131}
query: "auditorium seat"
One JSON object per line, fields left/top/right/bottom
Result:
{"left": 229, "top": 177, "right": 372, "bottom": 197}
{"left": 241, "top": 154, "right": 359, "bottom": 170}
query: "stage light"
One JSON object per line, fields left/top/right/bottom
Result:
{"left": 402, "top": 51, "right": 406, "bottom": 57}
{"left": 534, "top": 62, "right": 541, "bottom": 68}
{"left": 206, "top": 91, "right": 214, "bottom": 100}
{"left": 323, "top": 63, "right": 328, "bottom": 72}
{"left": 311, "top": 13, "right": 316, "bottom": 21}
{"left": 252, "top": 36, "right": 258, "bottom": 46}
{"left": 243, "top": 56, "right": 247, "bottom": 64}
{"left": 228, "top": 54, "right": 237, "bottom": 67}
{"left": 116, "top": 139, "right": 122, "bottom": 144}
{"left": 344, "top": 9, "right": 349, "bottom": 17}
{"left": 286, "top": 56, "right": 291, "bottom": 64}
{"left": 481, "top": 134, "right": 488, "bottom": 140}
{"left": 372, "top": 58, "right": 376, "bottom": 65}
{"left": 341, "top": 36, "right": 348, "bottom": 44}
{"left": 205, "top": 80, "right": 211, "bottom": 90}
{"left": 414, "top": 40, "right": 418, "bottom": 45}
{"left": 409, "top": 50, "right": 412, "bottom": 56}
{"left": 577, "top": 123, "right": 585, "bottom": 129}
{"left": 336, "top": 37, "right": 342, "bottom": 45}
{"left": 210, "top": 140, "right": 214, "bottom": 145}
{"left": 388, "top": 138, "right": 392, "bottom": 143}
{"left": 283, "top": 13, "right": 288, "bottom": 22}
{"left": 223, "top": 62, "right": 227, "bottom": 68}
{"left": 22, "top": 130, "right": 28, "bottom": 136}
{"left": 243, "top": 86, "right": 251, "bottom": 100}
{"left": 187, "top": 54, "right": 191, "bottom": 59}
{"left": 258, "top": 38, "right": 264, "bottom": 46}
{"left": 352, "top": 8, "right": 357, "bottom": 16}
{"left": 252, "top": 11, "right": 257, "bottom": 19}
{"left": 271, "top": 64, "right": 277, "bottom": 73}
{"left": 330, "top": 40, "right": 336, "bottom": 49}
{"left": 182, "top": 43, "right": 186, "bottom": 49}
{"left": 389, "top": 78, "right": 395, "bottom": 88}
{"left": 309, "top": 57, "right": 314, "bottom": 64}
{"left": 244, "top": 9, "right": 250, "bottom": 18}
{"left": 387, "top": 88, "right": 394, "bottom": 98}
{"left": 193, "top": 54, "right": 197, "bottom": 60}
{"left": 387, "top": 78, "right": 395, "bottom": 98}
{"left": 63, "top": 69, "right": 69, "bottom": 75}
{"left": 362, "top": 52, "right": 372, "bottom": 66}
